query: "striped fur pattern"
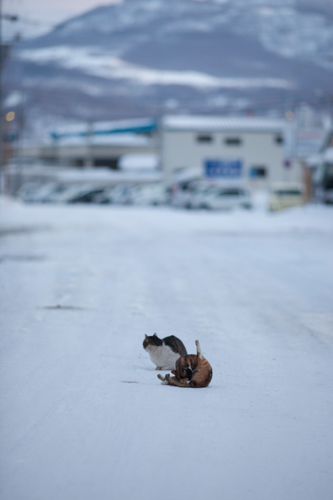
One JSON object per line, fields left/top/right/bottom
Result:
{"left": 157, "top": 340, "right": 213, "bottom": 388}
{"left": 143, "top": 333, "right": 187, "bottom": 370}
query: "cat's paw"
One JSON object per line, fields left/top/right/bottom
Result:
{"left": 157, "top": 374, "right": 165, "bottom": 381}
{"left": 155, "top": 366, "right": 162, "bottom": 370}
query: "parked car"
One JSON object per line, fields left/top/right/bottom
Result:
{"left": 31, "top": 183, "right": 67, "bottom": 203}
{"left": 171, "top": 181, "right": 208, "bottom": 208}
{"left": 194, "top": 187, "right": 252, "bottom": 210}
{"left": 68, "top": 187, "right": 106, "bottom": 203}
{"left": 16, "top": 182, "right": 42, "bottom": 202}
{"left": 49, "top": 184, "right": 100, "bottom": 204}
{"left": 131, "top": 183, "right": 167, "bottom": 206}
{"left": 268, "top": 183, "right": 305, "bottom": 211}
{"left": 91, "top": 187, "right": 115, "bottom": 204}
{"left": 189, "top": 184, "right": 223, "bottom": 209}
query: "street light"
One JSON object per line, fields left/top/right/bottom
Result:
{"left": 5, "top": 110, "right": 15, "bottom": 121}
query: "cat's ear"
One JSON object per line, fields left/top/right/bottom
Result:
{"left": 145, "top": 334, "right": 148, "bottom": 339}
{"left": 153, "top": 333, "right": 158, "bottom": 337}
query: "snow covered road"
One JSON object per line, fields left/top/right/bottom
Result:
{"left": 1, "top": 200, "right": 333, "bottom": 500}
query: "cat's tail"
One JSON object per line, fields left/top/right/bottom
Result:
{"left": 195, "top": 340, "right": 203, "bottom": 359}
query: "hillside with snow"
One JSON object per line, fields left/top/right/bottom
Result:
{"left": 3, "top": 0, "right": 333, "bottom": 129}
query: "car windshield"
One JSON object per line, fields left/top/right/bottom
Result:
{"left": 216, "top": 189, "right": 243, "bottom": 197}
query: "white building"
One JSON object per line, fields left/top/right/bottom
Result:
{"left": 160, "top": 115, "right": 302, "bottom": 189}
{"left": 12, "top": 119, "right": 158, "bottom": 170}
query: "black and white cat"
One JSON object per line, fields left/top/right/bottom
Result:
{"left": 143, "top": 333, "right": 187, "bottom": 370}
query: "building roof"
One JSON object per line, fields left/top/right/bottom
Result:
{"left": 162, "top": 115, "right": 288, "bottom": 132}
{"left": 51, "top": 118, "right": 157, "bottom": 140}
{"left": 56, "top": 133, "right": 153, "bottom": 148}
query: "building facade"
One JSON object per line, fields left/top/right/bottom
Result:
{"left": 160, "top": 115, "right": 302, "bottom": 189}
{"left": 12, "top": 119, "right": 158, "bottom": 170}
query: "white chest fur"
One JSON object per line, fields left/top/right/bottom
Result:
{"left": 144, "top": 342, "right": 181, "bottom": 370}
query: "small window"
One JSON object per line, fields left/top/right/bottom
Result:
{"left": 275, "top": 135, "right": 283, "bottom": 145}
{"left": 196, "top": 134, "right": 213, "bottom": 143}
{"left": 224, "top": 137, "right": 242, "bottom": 146}
{"left": 249, "top": 167, "right": 267, "bottom": 178}
{"left": 94, "top": 158, "right": 119, "bottom": 170}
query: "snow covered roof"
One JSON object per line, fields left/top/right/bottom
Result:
{"left": 119, "top": 153, "right": 159, "bottom": 170}
{"left": 57, "top": 169, "right": 162, "bottom": 184}
{"left": 56, "top": 133, "right": 153, "bottom": 147}
{"left": 162, "top": 115, "right": 288, "bottom": 132}
{"left": 8, "top": 165, "right": 162, "bottom": 184}
{"left": 51, "top": 118, "right": 157, "bottom": 140}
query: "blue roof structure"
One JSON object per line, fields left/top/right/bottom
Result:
{"left": 50, "top": 119, "right": 157, "bottom": 140}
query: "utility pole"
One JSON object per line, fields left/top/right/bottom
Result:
{"left": 86, "top": 120, "right": 94, "bottom": 168}
{"left": 0, "top": 0, "right": 3, "bottom": 191}
{"left": 0, "top": 6, "right": 19, "bottom": 191}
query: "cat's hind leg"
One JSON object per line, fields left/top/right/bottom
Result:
{"left": 158, "top": 374, "right": 190, "bottom": 387}
{"left": 167, "top": 376, "right": 191, "bottom": 388}
{"left": 195, "top": 339, "right": 203, "bottom": 359}
{"left": 157, "top": 374, "right": 169, "bottom": 385}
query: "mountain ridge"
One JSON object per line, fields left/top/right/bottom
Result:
{"left": 4, "top": 0, "right": 333, "bottom": 135}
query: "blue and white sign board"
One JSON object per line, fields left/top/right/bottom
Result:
{"left": 204, "top": 159, "right": 243, "bottom": 178}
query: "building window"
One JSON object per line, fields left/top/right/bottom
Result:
{"left": 224, "top": 137, "right": 242, "bottom": 146}
{"left": 275, "top": 135, "right": 283, "bottom": 145}
{"left": 94, "top": 158, "right": 119, "bottom": 169}
{"left": 249, "top": 166, "right": 267, "bottom": 178}
{"left": 196, "top": 134, "right": 213, "bottom": 143}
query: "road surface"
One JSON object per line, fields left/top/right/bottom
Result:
{"left": 1, "top": 200, "right": 332, "bottom": 500}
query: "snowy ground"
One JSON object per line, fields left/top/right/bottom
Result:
{"left": 1, "top": 199, "right": 333, "bottom": 500}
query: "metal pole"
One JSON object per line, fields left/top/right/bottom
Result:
{"left": 0, "top": 0, "right": 3, "bottom": 191}
{"left": 86, "top": 120, "right": 93, "bottom": 168}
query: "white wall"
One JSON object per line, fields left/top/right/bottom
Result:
{"left": 161, "top": 129, "right": 302, "bottom": 188}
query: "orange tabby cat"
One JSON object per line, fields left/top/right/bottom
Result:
{"left": 157, "top": 340, "right": 212, "bottom": 388}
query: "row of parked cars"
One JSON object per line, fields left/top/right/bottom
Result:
{"left": 16, "top": 180, "right": 253, "bottom": 210}
{"left": 16, "top": 182, "right": 168, "bottom": 206}
{"left": 16, "top": 180, "right": 306, "bottom": 211}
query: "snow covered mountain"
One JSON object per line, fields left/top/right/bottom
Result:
{"left": 4, "top": 0, "right": 333, "bottom": 129}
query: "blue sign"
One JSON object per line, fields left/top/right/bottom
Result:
{"left": 4, "top": 133, "right": 18, "bottom": 142}
{"left": 204, "top": 159, "right": 243, "bottom": 178}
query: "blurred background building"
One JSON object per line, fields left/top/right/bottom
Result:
{"left": 1, "top": 0, "right": 333, "bottom": 203}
